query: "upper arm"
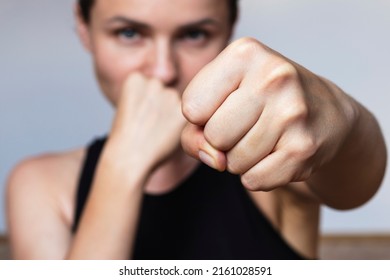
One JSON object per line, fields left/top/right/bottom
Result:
{"left": 6, "top": 156, "right": 74, "bottom": 259}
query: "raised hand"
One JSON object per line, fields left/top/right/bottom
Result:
{"left": 181, "top": 37, "right": 356, "bottom": 192}
{"left": 108, "top": 72, "right": 186, "bottom": 175}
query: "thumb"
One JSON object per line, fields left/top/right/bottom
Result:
{"left": 181, "top": 123, "right": 227, "bottom": 172}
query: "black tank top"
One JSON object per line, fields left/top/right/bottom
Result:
{"left": 73, "top": 137, "right": 304, "bottom": 260}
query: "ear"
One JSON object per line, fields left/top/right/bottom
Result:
{"left": 74, "top": 3, "right": 92, "bottom": 52}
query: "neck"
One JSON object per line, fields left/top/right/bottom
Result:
{"left": 143, "top": 148, "right": 200, "bottom": 195}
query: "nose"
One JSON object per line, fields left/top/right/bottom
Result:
{"left": 145, "top": 39, "right": 178, "bottom": 87}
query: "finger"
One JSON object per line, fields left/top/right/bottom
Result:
{"left": 240, "top": 150, "right": 296, "bottom": 192}
{"left": 226, "top": 105, "right": 284, "bottom": 174}
{"left": 182, "top": 40, "right": 250, "bottom": 126}
{"left": 121, "top": 72, "right": 147, "bottom": 104}
{"left": 181, "top": 123, "right": 227, "bottom": 171}
{"left": 204, "top": 86, "right": 264, "bottom": 151}
{"left": 240, "top": 133, "right": 315, "bottom": 192}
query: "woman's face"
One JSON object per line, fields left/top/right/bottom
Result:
{"left": 77, "top": 0, "right": 233, "bottom": 106}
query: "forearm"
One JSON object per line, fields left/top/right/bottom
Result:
{"left": 66, "top": 141, "right": 149, "bottom": 259}
{"left": 64, "top": 73, "right": 185, "bottom": 259}
{"left": 308, "top": 96, "right": 387, "bottom": 210}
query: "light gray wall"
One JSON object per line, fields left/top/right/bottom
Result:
{"left": 1, "top": 0, "right": 389, "bottom": 235}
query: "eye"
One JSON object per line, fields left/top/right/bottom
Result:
{"left": 115, "top": 27, "right": 140, "bottom": 41}
{"left": 182, "top": 29, "right": 208, "bottom": 42}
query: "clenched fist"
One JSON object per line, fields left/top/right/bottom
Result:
{"left": 181, "top": 37, "right": 356, "bottom": 192}
{"left": 107, "top": 73, "right": 186, "bottom": 174}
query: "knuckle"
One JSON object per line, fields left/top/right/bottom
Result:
{"left": 226, "top": 155, "right": 243, "bottom": 175}
{"left": 278, "top": 100, "right": 309, "bottom": 128}
{"left": 240, "top": 173, "right": 260, "bottom": 191}
{"left": 240, "top": 173, "right": 276, "bottom": 192}
{"left": 263, "top": 60, "right": 300, "bottom": 91}
{"left": 226, "top": 147, "right": 253, "bottom": 175}
{"left": 122, "top": 73, "right": 145, "bottom": 98}
{"left": 286, "top": 136, "right": 317, "bottom": 162}
{"left": 181, "top": 81, "right": 206, "bottom": 125}
{"left": 275, "top": 61, "right": 299, "bottom": 80}
{"left": 227, "top": 165, "right": 242, "bottom": 175}
{"left": 148, "top": 77, "right": 163, "bottom": 90}
{"left": 181, "top": 100, "right": 204, "bottom": 125}
{"left": 230, "top": 37, "right": 263, "bottom": 60}
{"left": 125, "top": 72, "right": 143, "bottom": 86}
{"left": 203, "top": 124, "right": 228, "bottom": 151}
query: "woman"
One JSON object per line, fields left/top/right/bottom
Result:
{"left": 6, "top": 0, "right": 386, "bottom": 260}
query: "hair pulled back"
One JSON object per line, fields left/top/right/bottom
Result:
{"left": 78, "top": 0, "right": 239, "bottom": 25}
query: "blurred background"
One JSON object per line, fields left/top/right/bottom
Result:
{"left": 1, "top": 0, "right": 389, "bottom": 259}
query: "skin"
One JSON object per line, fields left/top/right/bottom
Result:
{"left": 6, "top": 0, "right": 387, "bottom": 260}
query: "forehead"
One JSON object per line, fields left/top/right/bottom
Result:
{"left": 92, "top": 0, "right": 229, "bottom": 25}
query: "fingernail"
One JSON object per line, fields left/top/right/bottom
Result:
{"left": 199, "top": 150, "right": 217, "bottom": 170}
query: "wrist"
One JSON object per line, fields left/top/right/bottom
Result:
{"left": 98, "top": 137, "right": 154, "bottom": 190}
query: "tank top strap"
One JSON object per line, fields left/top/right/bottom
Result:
{"left": 72, "top": 137, "right": 107, "bottom": 233}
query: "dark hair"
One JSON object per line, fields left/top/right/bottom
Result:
{"left": 79, "top": 0, "right": 239, "bottom": 25}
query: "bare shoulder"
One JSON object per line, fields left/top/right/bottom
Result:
{"left": 247, "top": 182, "right": 321, "bottom": 259}
{"left": 7, "top": 148, "right": 86, "bottom": 227}
{"left": 6, "top": 147, "right": 86, "bottom": 259}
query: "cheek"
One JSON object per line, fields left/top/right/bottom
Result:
{"left": 93, "top": 44, "right": 145, "bottom": 105}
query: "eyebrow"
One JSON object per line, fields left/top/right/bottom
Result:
{"left": 105, "top": 16, "right": 221, "bottom": 30}
{"left": 105, "top": 17, "right": 149, "bottom": 29}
